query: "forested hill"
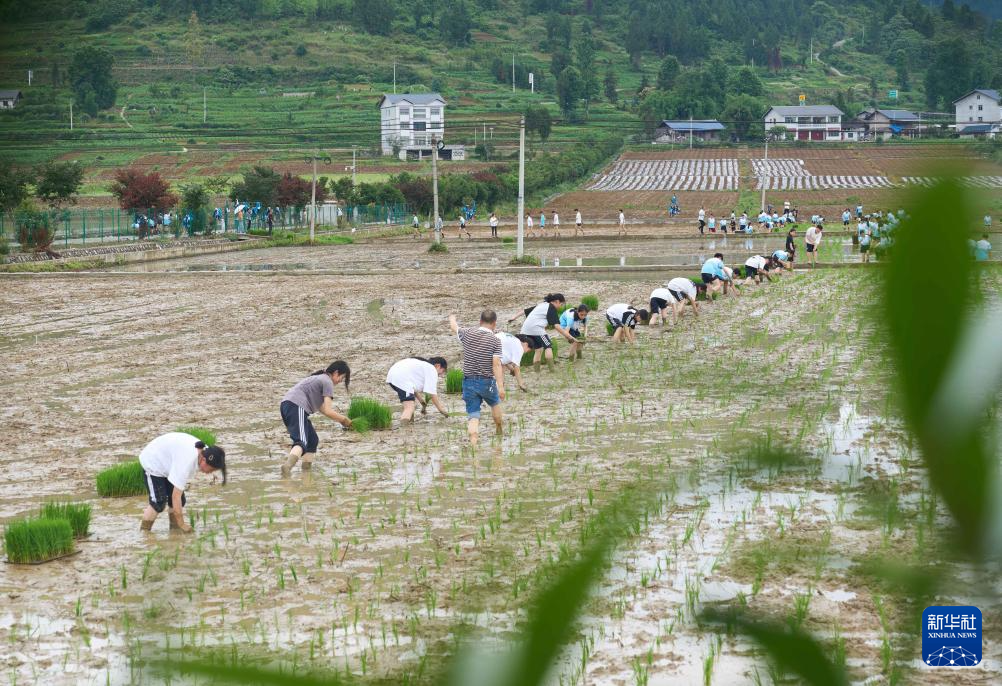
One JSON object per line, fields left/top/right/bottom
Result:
{"left": 0, "top": 0, "right": 1000, "bottom": 150}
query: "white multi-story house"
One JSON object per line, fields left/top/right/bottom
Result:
{"left": 953, "top": 89, "right": 1001, "bottom": 137}
{"left": 378, "top": 93, "right": 465, "bottom": 160}
{"left": 763, "top": 105, "right": 845, "bottom": 142}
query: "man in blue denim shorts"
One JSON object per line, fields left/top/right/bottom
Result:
{"left": 449, "top": 309, "right": 506, "bottom": 446}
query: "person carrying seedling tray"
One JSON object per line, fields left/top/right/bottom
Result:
{"left": 280, "top": 361, "right": 352, "bottom": 477}
{"left": 139, "top": 432, "right": 226, "bottom": 533}
{"left": 497, "top": 332, "right": 531, "bottom": 391}
{"left": 559, "top": 303, "right": 590, "bottom": 360}
{"left": 508, "top": 294, "right": 576, "bottom": 372}
{"left": 386, "top": 356, "right": 449, "bottom": 422}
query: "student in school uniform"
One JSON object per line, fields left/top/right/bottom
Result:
{"left": 707, "top": 213, "right": 717, "bottom": 234}
{"left": 574, "top": 209, "right": 583, "bottom": 236}
{"left": 741, "top": 254, "right": 774, "bottom": 285}
{"left": 139, "top": 432, "right": 227, "bottom": 533}
{"left": 280, "top": 361, "right": 352, "bottom": 476}
{"left": 508, "top": 293, "right": 577, "bottom": 371}
{"left": 805, "top": 223, "right": 823, "bottom": 268}
{"left": 665, "top": 277, "right": 702, "bottom": 322}
{"left": 649, "top": 286, "right": 677, "bottom": 327}
{"left": 385, "top": 357, "right": 449, "bottom": 422}
{"left": 552, "top": 210, "right": 561, "bottom": 237}
{"left": 526, "top": 213, "right": 535, "bottom": 238}
{"left": 489, "top": 212, "right": 499, "bottom": 238}
{"left": 859, "top": 226, "right": 872, "bottom": 263}
{"left": 697, "top": 207, "right": 706, "bottom": 235}
{"left": 785, "top": 228, "right": 797, "bottom": 267}
{"left": 700, "top": 253, "right": 738, "bottom": 300}
{"left": 539, "top": 210, "right": 546, "bottom": 237}
{"left": 772, "top": 248, "right": 792, "bottom": 271}
{"left": 496, "top": 332, "right": 531, "bottom": 391}
{"left": 618, "top": 209, "right": 627, "bottom": 236}
{"left": 606, "top": 303, "right": 649, "bottom": 344}
{"left": 558, "top": 303, "right": 590, "bottom": 360}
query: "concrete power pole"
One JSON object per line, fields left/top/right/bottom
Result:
{"left": 516, "top": 117, "right": 526, "bottom": 259}
{"left": 760, "top": 137, "right": 769, "bottom": 213}
{"left": 352, "top": 146, "right": 357, "bottom": 186}
{"left": 305, "top": 151, "right": 331, "bottom": 243}
{"left": 203, "top": 87, "right": 207, "bottom": 123}
{"left": 432, "top": 136, "right": 440, "bottom": 244}
{"left": 512, "top": 54, "right": 516, "bottom": 93}
{"left": 69, "top": 101, "right": 73, "bottom": 130}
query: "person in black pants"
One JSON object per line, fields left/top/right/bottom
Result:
{"left": 785, "top": 228, "right": 797, "bottom": 268}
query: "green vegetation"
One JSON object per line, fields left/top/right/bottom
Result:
{"left": 39, "top": 502, "right": 92, "bottom": 539}
{"left": 581, "top": 295, "right": 599, "bottom": 311}
{"left": 445, "top": 368, "right": 464, "bottom": 394}
{"left": 510, "top": 255, "right": 540, "bottom": 266}
{"left": 521, "top": 340, "right": 558, "bottom": 367}
{"left": 176, "top": 426, "right": 217, "bottom": 446}
{"left": 95, "top": 460, "right": 146, "bottom": 497}
{"left": 428, "top": 241, "right": 448, "bottom": 253}
{"left": 4, "top": 517, "right": 75, "bottom": 564}
{"left": 347, "top": 397, "right": 393, "bottom": 430}
{"left": 349, "top": 416, "right": 371, "bottom": 434}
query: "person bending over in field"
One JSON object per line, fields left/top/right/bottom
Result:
{"left": 648, "top": 286, "right": 677, "bottom": 327}
{"left": 497, "top": 331, "right": 531, "bottom": 391}
{"left": 280, "top": 361, "right": 352, "bottom": 476}
{"left": 665, "top": 277, "right": 702, "bottom": 323}
{"left": 701, "top": 253, "right": 738, "bottom": 300}
{"left": 508, "top": 293, "right": 576, "bottom": 372}
{"left": 139, "top": 432, "right": 226, "bottom": 533}
{"left": 449, "top": 310, "right": 506, "bottom": 446}
{"left": 386, "top": 356, "right": 449, "bottom": 422}
{"left": 559, "top": 303, "right": 590, "bottom": 360}
{"left": 606, "top": 303, "right": 648, "bottom": 344}
{"left": 741, "top": 255, "right": 774, "bottom": 285}
{"left": 771, "top": 249, "right": 793, "bottom": 271}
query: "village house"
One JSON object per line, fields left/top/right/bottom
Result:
{"left": 851, "top": 108, "right": 921, "bottom": 138}
{"left": 953, "top": 89, "right": 1001, "bottom": 138}
{"left": 0, "top": 89, "right": 22, "bottom": 109}
{"left": 763, "top": 105, "right": 844, "bottom": 142}
{"left": 654, "top": 120, "right": 726, "bottom": 143}
{"left": 377, "top": 93, "right": 465, "bottom": 161}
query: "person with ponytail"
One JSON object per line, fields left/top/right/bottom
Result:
{"left": 507, "top": 293, "right": 576, "bottom": 372}
{"left": 280, "top": 361, "right": 351, "bottom": 476}
{"left": 139, "top": 432, "right": 226, "bottom": 533}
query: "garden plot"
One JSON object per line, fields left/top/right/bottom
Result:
{"left": 901, "top": 176, "right": 1002, "bottom": 189}
{"left": 1, "top": 255, "right": 1000, "bottom": 685}
{"left": 751, "top": 158, "right": 893, "bottom": 190}
{"left": 588, "top": 158, "right": 739, "bottom": 191}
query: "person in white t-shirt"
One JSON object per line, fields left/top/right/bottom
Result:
{"left": 665, "top": 277, "right": 702, "bottom": 322}
{"left": 139, "top": 432, "right": 227, "bottom": 533}
{"left": 741, "top": 254, "right": 775, "bottom": 285}
{"left": 649, "top": 286, "right": 677, "bottom": 327}
{"left": 805, "top": 224, "right": 823, "bottom": 268}
{"left": 508, "top": 293, "right": 576, "bottom": 371}
{"left": 552, "top": 210, "right": 560, "bottom": 237}
{"left": 574, "top": 209, "right": 583, "bottom": 236}
{"left": 497, "top": 332, "right": 531, "bottom": 391}
{"left": 606, "top": 303, "right": 649, "bottom": 344}
{"left": 386, "top": 357, "right": 449, "bottom": 421}
{"left": 618, "top": 209, "right": 626, "bottom": 236}
{"left": 526, "top": 213, "right": 535, "bottom": 238}
{"left": 489, "top": 212, "right": 499, "bottom": 238}
{"left": 697, "top": 206, "right": 706, "bottom": 234}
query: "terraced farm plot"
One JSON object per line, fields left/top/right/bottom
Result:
{"left": 588, "top": 158, "right": 739, "bottom": 191}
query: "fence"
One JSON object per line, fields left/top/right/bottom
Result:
{"left": 0, "top": 202, "right": 411, "bottom": 251}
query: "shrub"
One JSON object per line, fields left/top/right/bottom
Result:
{"left": 510, "top": 255, "right": 540, "bottom": 266}
{"left": 350, "top": 416, "right": 371, "bottom": 433}
{"left": 521, "top": 340, "right": 558, "bottom": 366}
{"left": 176, "top": 426, "right": 216, "bottom": 445}
{"left": 347, "top": 397, "right": 393, "bottom": 430}
{"left": 428, "top": 241, "right": 449, "bottom": 253}
{"left": 581, "top": 295, "right": 599, "bottom": 311}
{"left": 4, "top": 517, "right": 74, "bottom": 563}
{"left": 14, "top": 200, "right": 55, "bottom": 252}
{"left": 39, "top": 502, "right": 91, "bottom": 538}
{"left": 446, "top": 368, "right": 464, "bottom": 394}
{"left": 96, "top": 460, "right": 146, "bottom": 497}
{"left": 501, "top": 236, "right": 514, "bottom": 245}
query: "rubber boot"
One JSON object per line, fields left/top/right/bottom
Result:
{"left": 140, "top": 518, "right": 154, "bottom": 532}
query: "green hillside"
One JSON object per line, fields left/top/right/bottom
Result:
{"left": 0, "top": 0, "right": 999, "bottom": 182}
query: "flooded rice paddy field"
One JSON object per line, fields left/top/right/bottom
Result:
{"left": 2, "top": 252, "right": 1001, "bottom": 685}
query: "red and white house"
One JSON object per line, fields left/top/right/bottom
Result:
{"left": 763, "top": 105, "right": 845, "bottom": 142}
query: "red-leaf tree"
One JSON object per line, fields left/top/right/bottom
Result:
{"left": 109, "top": 169, "right": 178, "bottom": 210}
{"left": 276, "top": 173, "right": 322, "bottom": 209}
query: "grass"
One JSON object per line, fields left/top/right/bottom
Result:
{"left": 428, "top": 241, "right": 449, "bottom": 253}
{"left": 176, "top": 426, "right": 217, "bottom": 446}
{"left": 96, "top": 460, "right": 147, "bottom": 497}
{"left": 39, "top": 502, "right": 92, "bottom": 539}
{"left": 510, "top": 255, "right": 540, "bottom": 266}
{"left": 347, "top": 397, "right": 393, "bottom": 430}
{"left": 0, "top": 259, "right": 108, "bottom": 273}
{"left": 581, "top": 295, "right": 599, "bottom": 311}
{"left": 4, "top": 517, "right": 75, "bottom": 564}
{"left": 521, "top": 340, "right": 558, "bottom": 367}
{"left": 446, "top": 369, "right": 464, "bottom": 394}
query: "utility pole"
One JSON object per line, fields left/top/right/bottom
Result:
{"left": 689, "top": 115, "right": 693, "bottom": 150}
{"left": 432, "top": 136, "right": 441, "bottom": 245}
{"left": 809, "top": 36, "right": 813, "bottom": 65}
{"left": 352, "top": 146, "right": 357, "bottom": 186}
{"left": 516, "top": 117, "right": 526, "bottom": 259}
{"left": 760, "top": 137, "right": 769, "bottom": 212}
{"left": 202, "top": 87, "right": 206, "bottom": 124}
{"left": 512, "top": 54, "right": 516, "bottom": 93}
{"left": 69, "top": 101, "right": 73, "bottom": 130}
{"left": 393, "top": 62, "right": 396, "bottom": 94}
{"left": 305, "top": 151, "right": 331, "bottom": 243}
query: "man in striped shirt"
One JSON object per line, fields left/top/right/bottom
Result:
{"left": 449, "top": 310, "right": 506, "bottom": 446}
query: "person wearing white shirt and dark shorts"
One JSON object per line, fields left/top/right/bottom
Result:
{"left": 805, "top": 224, "right": 823, "bottom": 268}
{"left": 139, "top": 432, "right": 227, "bottom": 533}
{"left": 666, "top": 277, "right": 702, "bottom": 322}
{"left": 386, "top": 356, "right": 449, "bottom": 422}
{"left": 648, "top": 287, "right": 677, "bottom": 327}
{"left": 606, "top": 303, "right": 649, "bottom": 344}
{"left": 741, "top": 255, "right": 775, "bottom": 285}
{"left": 509, "top": 294, "right": 576, "bottom": 371}
{"left": 574, "top": 209, "right": 583, "bottom": 236}
{"left": 497, "top": 332, "right": 531, "bottom": 391}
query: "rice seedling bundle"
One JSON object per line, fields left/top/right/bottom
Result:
{"left": 4, "top": 517, "right": 75, "bottom": 564}
{"left": 177, "top": 426, "right": 217, "bottom": 445}
{"left": 39, "top": 502, "right": 91, "bottom": 538}
{"left": 446, "top": 369, "right": 464, "bottom": 394}
{"left": 521, "top": 340, "right": 558, "bottom": 367}
{"left": 350, "top": 417, "right": 371, "bottom": 434}
{"left": 96, "top": 461, "right": 146, "bottom": 497}
{"left": 581, "top": 295, "right": 599, "bottom": 311}
{"left": 347, "top": 397, "right": 393, "bottom": 430}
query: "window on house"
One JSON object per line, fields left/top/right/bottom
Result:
{"left": 400, "top": 122, "right": 410, "bottom": 130}
{"left": 400, "top": 107, "right": 410, "bottom": 117}
{"left": 430, "top": 107, "right": 441, "bottom": 116}
{"left": 413, "top": 121, "right": 426, "bottom": 131}
{"left": 414, "top": 135, "right": 427, "bottom": 146}
{"left": 413, "top": 108, "right": 427, "bottom": 118}
{"left": 979, "top": 116, "right": 984, "bottom": 122}
{"left": 784, "top": 116, "right": 796, "bottom": 123}
{"left": 429, "top": 121, "right": 441, "bottom": 129}
{"left": 978, "top": 105, "right": 983, "bottom": 111}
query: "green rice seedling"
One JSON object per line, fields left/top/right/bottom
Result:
{"left": 176, "top": 426, "right": 217, "bottom": 445}
{"left": 427, "top": 241, "right": 448, "bottom": 253}
{"left": 445, "top": 368, "right": 464, "bottom": 394}
{"left": 350, "top": 417, "right": 372, "bottom": 434}
{"left": 4, "top": 517, "right": 75, "bottom": 563}
{"left": 581, "top": 295, "right": 599, "bottom": 311}
{"left": 347, "top": 397, "right": 393, "bottom": 430}
{"left": 520, "top": 341, "right": 557, "bottom": 367}
{"left": 96, "top": 461, "right": 146, "bottom": 497}
{"left": 39, "top": 502, "right": 91, "bottom": 538}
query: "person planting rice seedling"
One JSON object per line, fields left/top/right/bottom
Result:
{"left": 496, "top": 332, "right": 531, "bottom": 391}
{"left": 785, "top": 228, "right": 797, "bottom": 267}
{"left": 665, "top": 277, "right": 702, "bottom": 322}
{"left": 385, "top": 356, "right": 449, "bottom": 422}
{"left": 508, "top": 294, "right": 577, "bottom": 372}
{"left": 648, "top": 286, "right": 677, "bottom": 327}
{"left": 701, "top": 253, "right": 738, "bottom": 300}
{"left": 805, "top": 223, "right": 823, "bottom": 268}
{"left": 772, "top": 248, "right": 793, "bottom": 271}
{"left": 449, "top": 310, "right": 505, "bottom": 447}
{"left": 605, "top": 303, "right": 648, "bottom": 344}
{"left": 741, "top": 255, "right": 774, "bottom": 285}
{"left": 138, "top": 432, "right": 227, "bottom": 533}
{"left": 279, "top": 361, "right": 351, "bottom": 477}
{"left": 558, "top": 303, "right": 590, "bottom": 360}
{"left": 859, "top": 224, "right": 872, "bottom": 263}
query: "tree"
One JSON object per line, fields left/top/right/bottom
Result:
{"left": 69, "top": 46, "right": 117, "bottom": 116}
{"left": 721, "top": 94, "right": 765, "bottom": 140}
{"left": 656, "top": 56, "right": 680, "bottom": 91}
{"left": 230, "top": 166, "right": 281, "bottom": 206}
{"left": 730, "top": 66, "right": 763, "bottom": 98}
{"left": 0, "top": 161, "right": 34, "bottom": 219}
{"left": 556, "top": 66, "right": 584, "bottom": 117}
{"left": 110, "top": 169, "right": 177, "bottom": 210}
{"left": 353, "top": 0, "right": 394, "bottom": 36}
{"left": 439, "top": 0, "right": 472, "bottom": 43}
{"left": 924, "top": 37, "right": 973, "bottom": 109}
{"left": 276, "top": 173, "right": 323, "bottom": 209}
{"left": 180, "top": 183, "right": 210, "bottom": 235}
{"left": 604, "top": 67, "right": 618, "bottom": 103}
{"left": 550, "top": 48, "right": 571, "bottom": 80}
{"left": 35, "top": 161, "right": 84, "bottom": 207}
{"left": 524, "top": 105, "right": 552, "bottom": 141}
{"left": 14, "top": 199, "right": 56, "bottom": 254}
